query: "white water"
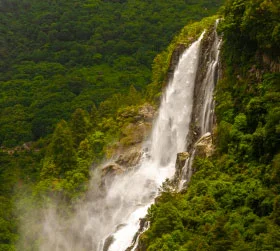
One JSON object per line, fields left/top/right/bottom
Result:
{"left": 104, "top": 32, "right": 204, "bottom": 251}
{"left": 178, "top": 22, "right": 221, "bottom": 191}
{"left": 199, "top": 25, "right": 221, "bottom": 134}
{"left": 150, "top": 33, "right": 204, "bottom": 167}
{"left": 38, "top": 33, "right": 204, "bottom": 251}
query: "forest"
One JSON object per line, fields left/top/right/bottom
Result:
{"left": 0, "top": 0, "right": 222, "bottom": 146}
{"left": 0, "top": 0, "right": 279, "bottom": 250}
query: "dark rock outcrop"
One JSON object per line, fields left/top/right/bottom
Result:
{"left": 186, "top": 26, "right": 220, "bottom": 151}
{"left": 102, "top": 163, "right": 125, "bottom": 177}
{"left": 103, "top": 235, "right": 115, "bottom": 251}
{"left": 173, "top": 152, "right": 189, "bottom": 185}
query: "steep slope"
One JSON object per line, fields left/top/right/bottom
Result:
{"left": 139, "top": 0, "right": 280, "bottom": 250}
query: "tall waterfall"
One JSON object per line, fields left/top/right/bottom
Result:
{"left": 199, "top": 23, "right": 221, "bottom": 135}
{"left": 37, "top": 27, "right": 221, "bottom": 251}
{"left": 178, "top": 21, "right": 221, "bottom": 190}
{"left": 107, "top": 32, "right": 204, "bottom": 251}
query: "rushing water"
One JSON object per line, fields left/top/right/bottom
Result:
{"left": 178, "top": 21, "right": 221, "bottom": 191}
{"left": 105, "top": 32, "right": 205, "bottom": 251}
{"left": 37, "top": 28, "right": 220, "bottom": 251}
{"left": 199, "top": 24, "right": 221, "bottom": 135}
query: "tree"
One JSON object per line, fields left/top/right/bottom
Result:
{"left": 46, "top": 120, "right": 76, "bottom": 176}
{"left": 70, "top": 108, "right": 91, "bottom": 147}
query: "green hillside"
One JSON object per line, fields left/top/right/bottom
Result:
{"left": 140, "top": 0, "right": 280, "bottom": 250}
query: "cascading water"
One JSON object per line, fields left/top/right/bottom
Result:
{"left": 199, "top": 23, "right": 221, "bottom": 135}
{"left": 99, "top": 31, "right": 204, "bottom": 251}
{"left": 37, "top": 26, "right": 220, "bottom": 251}
{"left": 178, "top": 21, "right": 221, "bottom": 190}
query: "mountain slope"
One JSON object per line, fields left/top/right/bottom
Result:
{"left": 140, "top": 0, "right": 280, "bottom": 250}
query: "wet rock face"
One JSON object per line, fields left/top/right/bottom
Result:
{"left": 194, "top": 132, "right": 214, "bottom": 158}
{"left": 101, "top": 163, "right": 125, "bottom": 191}
{"left": 167, "top": 44, "right": 187, "bottom": 81}
{"left": 101, "top": 145, "right": 144, "bottom": 189}
{"left": 102, "top": 163, "right": 125, "bottom": 177}
{"left": 120, "top": 122, "right": 152, "bottom": 146}
{"left": 138, "top": 104, "right": 155, "bottom": 122}
{"left": 186, "top": 27, "right": 218, "bottom": 151}
{"left": 119, "top": 103, "right": 155, "bottom": 147}
{"left": 125, "top": 218, "right": 148, "bottom": 251}
{"left": 116, "top": 145, "right": 143, "bottom": 168}
{"left": 176, "top": 152, "right": 190, "bottom": 168}
{"left": 173, "top": 152, "right": 189, "bottom": 185}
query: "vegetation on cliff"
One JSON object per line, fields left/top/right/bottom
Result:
{"left": 140, "top": 0, "right": 280, "bottom": 250}
{"left": 147, "top": 15, "right": 220, "bottom": 102}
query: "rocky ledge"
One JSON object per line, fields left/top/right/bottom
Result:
{"left": 194, "top": 132, "right": 214, "bottom": 158}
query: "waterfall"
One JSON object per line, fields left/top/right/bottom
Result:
{"left": 100, "top": 31, "right": 204, "bottom": 251}
{"left": 199, "top": 22, "right": 221, "bottom": 135}
{"left": 150, "top": 32, "right": 205, "bottom": 166}
{"left": 178, "top": 21, "right": 221, "bottom": 190}
{"left": 37, "top": 26, "right": 221, "bottom": 251}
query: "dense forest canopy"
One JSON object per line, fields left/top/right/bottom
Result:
{"left": 0, "top": 0, "right": 223, "bottom": 146}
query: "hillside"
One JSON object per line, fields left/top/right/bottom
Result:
{"left": 140, "top": 0, "right": 280, "bottom": 250}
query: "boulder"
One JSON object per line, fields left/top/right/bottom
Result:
{"left": 102, "top": 163, "right": 124, "bottom": 177}
{"left": 173, "top": 152, "right": 189, "bottom": 185}
{"left": 116, "top": 145, "right": 143, "bottom": 168}
{"left": 194, "top": 132, "right": 214, "bottom": 158}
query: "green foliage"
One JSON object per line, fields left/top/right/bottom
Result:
{"left": 0, "top": 0, "right": 224, "bottom": 147}
{"left": 70, "top": 108, "right": 91, "bottom": 147}
{"left": 45, "top": 120, "right": 76, "bottom": 175}
{"left": 142, "top": 1, "right": 280, "bottom": 250}
{"left": 147, "top": 15, "right": 221, "bottom": 102}
{"left": 0, "top": 4, "right": 225, "bottom": 244}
